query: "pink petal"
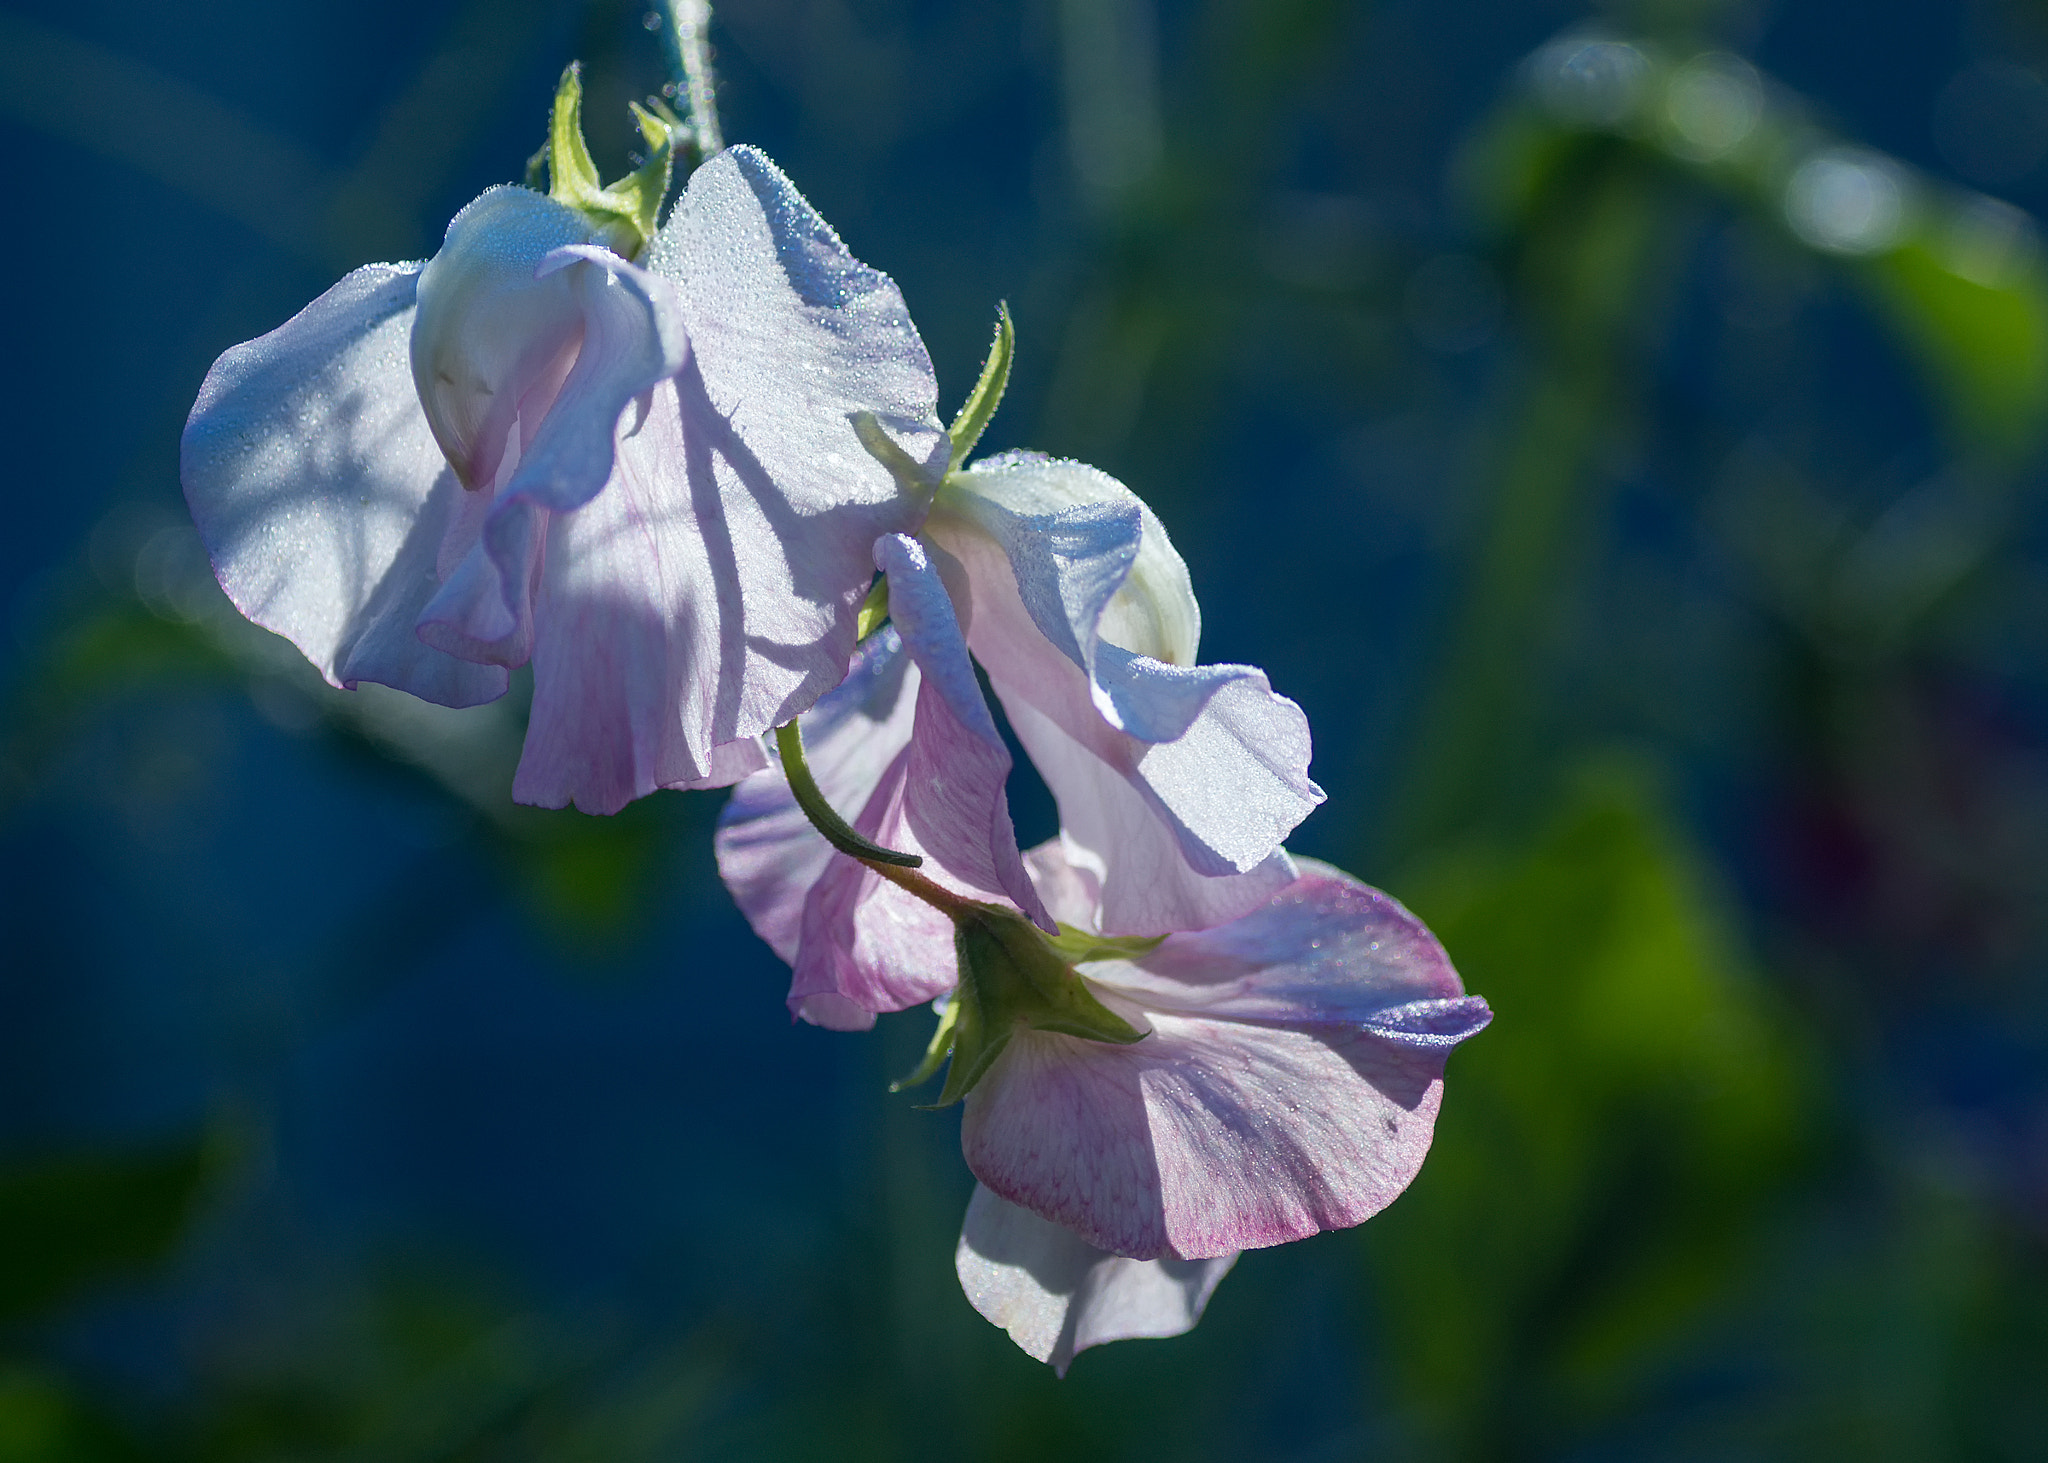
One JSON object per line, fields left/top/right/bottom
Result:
{"left": 877, "top": 535, "right": 1050, "bottom": 928}
{"left": 776, "top": 534, "right": 1058, "bottom": 1027}
{"left": 507, "top": 148, "right": 947, "bottom": 813}
{"left": 962, "top": 1010, "right": 1463, "bottom": 1260}
{"left": 1079, "top": 856, "right": 1485, "bottom": 1032}
{"left": 716, "top": 631, "right": 920, "bottom": 964}
{"left": 180, "top": 263, "right": 504, "bottom": 709}
{"left": 419, "top": 245, "right": 689, "bottom": 747}
{"left": 955, "top": 1183, "right": 1236, "bottom": 1374}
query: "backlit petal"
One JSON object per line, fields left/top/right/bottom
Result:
{"left": 716, "top": 631, "right": 919, "bottom": 964}
{"left": 955, "top": 1183, "right": 1236, "bottom": 1375}
{"left": 963, "top": 1009, "right": 1466, "bottom": 1260}
{"left": 181, "top": 262, "right": 504, "bottom": 708}
{"left": 926, "top": 457, "right": 1323, "bottom": 929}
{"left": 1080, "top": 857, "right": 1485, "bottom": 1032}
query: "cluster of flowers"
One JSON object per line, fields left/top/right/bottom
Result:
{"left": 181, "top": 77, "right": 1489, "bottom": 1373}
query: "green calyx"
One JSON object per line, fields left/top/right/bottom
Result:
{"left": 526, "top": 63, "right": 675, "bottom": 260}
{"left": 896, "top": 906, "right": 1147, "bottom": 1107}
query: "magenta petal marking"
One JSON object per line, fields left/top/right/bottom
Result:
{"left": 955, "top": 1183, "right": 1237, "bottom": 1374}
{"left": 963, "top": 1012, "right": 1457, "bottom": 1261}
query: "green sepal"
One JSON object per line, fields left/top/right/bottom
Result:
{"left": 852, "top": 411, "right": 940, "bottom": 495}
{"left": 926, "top": 906, "right": 1147, "bottom": 1107}
{"left": 890, "top": 997, "right": 960, "bottom": 1093}
{"left": 946, "top": 303, "right": 1014, "bottom": 471}
{"left": 1042, "top": 924, "right": 1168, "bottom": 963}
{"left": 542, "top": 62, "right": 676, "bottom": 260}
{"left": 855, "top": 575, "right": 890, "bottom": 641}
{"left": 773, "top": 721, "right": 922, "bottom": 868}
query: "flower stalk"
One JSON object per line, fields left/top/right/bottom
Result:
{"left": 661, "top": 0, "right": 724, "bottom": 158}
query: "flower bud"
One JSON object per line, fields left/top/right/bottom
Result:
{"left": 409, "top": 187, "right": 602, "bottom": 490}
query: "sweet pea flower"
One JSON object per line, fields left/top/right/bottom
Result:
{"left": 181, "top": 76, "right": 946, "bottom": 813}
{"left": 715, "top": 559, "right": 1488, "bottom": 1370}
{"left": 925, "top": 453, "right": 1323, "bottom": 935}
{"left": 715, "top": 454, "right": 1324, "bottom": 1027}
{"left": 950, "top": 838, "right": 1489, "bottom": 1371}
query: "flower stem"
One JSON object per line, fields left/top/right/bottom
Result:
{"left": 771, "top": 720, "right": 988, "bottom": 919}
{"left": 661, "top": 0, "right": 723, "bottom": 158}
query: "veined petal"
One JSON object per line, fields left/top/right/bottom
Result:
{"left": 1008, "top": 702, "right": 1302, "bottom": 934}
{"left": 181, "top": 262, "right": 504, "bottom": 709}
{"left": 878, "top": 534, "right": 1050, "bottom": 928}
{"left": 926, "top": 457, "right": 1323, "bottom": 925}
{"left": 955, "top": 1183, "right": 1236, "bottom": 1375}
{"left": 617, "top": 145, "right": 947, "bottom": 756}
{"left": 716, "top": 631, "right": 919, "bottom": 964}
{"left": 1078, "top": 856, "right": 1487, "bottom": 1032}
{"left": 963, "top": 1008, "right": 1463, "bottom": 1260}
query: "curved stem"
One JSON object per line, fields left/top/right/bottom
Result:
{"left": 774, "top": 721, "right": 920, "bottom": 867}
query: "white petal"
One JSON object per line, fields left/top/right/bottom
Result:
{"left": 181, "top": 262, "right": 503, "bottom": 708}
{"left": 409, "top": 187, "right": 605, "bottom": 490}
{"left": 1007, "top": 699, "right": 1301, "bottom": 934}
{"left": 926, "top": 458, "right": 1323, "bottom": 927}
{"left": 955, "top": 1183, "right": 1236, "bottom": 1375}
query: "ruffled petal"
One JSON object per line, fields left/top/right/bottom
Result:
{"left": 1076, "top": 855, "right": 1487, "bottom": 1032}
{"left": 715, "top": 631, "right": 920, "bottom": 964}
{"left": 955, "top": 1183, "right": 1237, "bottom": 1375}
{"left": 877, "top": 535, "right": 1049, "bottom": 927}
{"left": 774, "top": 534, "right": 1055, "bottom": 1028}
{"left": 181, "top": 262, "right": 504, "bottom": 708}
{"left": 623, "top": 145, "right": 947, "bottom": 749}
{"left": 963, "top": 1007, "right": 1468, "bottom": 1260}
{"left": 419, "top": 242, "right": 692, "bottom": 794}
{"left": 925, "top": 457, "right": 1324, "bottom": 929}
{"left": 1007, "top": 702, "right": 1302, "bottom": 935}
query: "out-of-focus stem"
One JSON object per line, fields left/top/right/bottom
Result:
{"left": 662, "top": 0, "right": 722, "bottom": 157}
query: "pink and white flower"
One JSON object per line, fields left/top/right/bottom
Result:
{"left": 951, "top": 841, "right": 1487, "bottom": 1369}
{"left": 715, "top": 455, "right": 1326, "bottom": 1028}
{"left": 958, "top": 844, "right": 1490, "bottom": 1368}
{"left": 715, "top": 466, "right": 1487, "bottom": 1368}
{"left": 182, "top": 145, "right": 946, "bottom": 814}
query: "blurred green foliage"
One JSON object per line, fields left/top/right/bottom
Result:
{"left": 1377, "top": 761, "right": 1805, "bottom": 1457}
{"left": 4, "top": 0, "right": 2048, "bottom": 1459}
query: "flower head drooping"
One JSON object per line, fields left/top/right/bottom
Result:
{"left": 716, "top": 324, "right": 1488, "bottom": 1366}
{"left": 717, "top": 311, "right": 1326, "bottom": 1025}
{"left": 181, "top": 67, "right": 948, "bottom": 813}
{"left": 718, "top": 625, "right": 1488, "bottom": 1368}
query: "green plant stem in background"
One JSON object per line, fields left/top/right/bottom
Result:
{"left": 1385, "top": 143, "right": 1684, "bottom": 862}
{"left": 661, "top": 0, "right": 722, "bottom": 158}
